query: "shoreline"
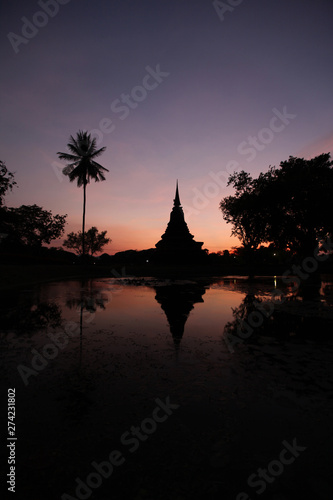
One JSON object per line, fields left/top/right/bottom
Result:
{"left": 0, "top": 264, "right": 332, "bottom": 292}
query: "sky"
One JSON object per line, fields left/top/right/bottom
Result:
{"left": 1, "top": 0, "right": 333, "bottom": 254}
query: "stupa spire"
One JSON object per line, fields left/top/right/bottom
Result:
{"left": 174, "top": 180, "right": 181, "bottom": 207}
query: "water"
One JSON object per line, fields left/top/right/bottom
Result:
{"left": 1, "top": 277, "right": 333, "bottom": 499}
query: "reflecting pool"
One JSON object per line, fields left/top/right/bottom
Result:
{"left": 1, "top": 277, "right": 333, "bottom": 500}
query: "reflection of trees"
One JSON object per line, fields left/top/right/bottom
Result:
{"left": 154, "top": 283, "right": 207, "bottom": 349}
{"left": 224, "top": 290, "right": 333, "bottom": 343}
{"left": 224, "top": 293, "right": 263, "bottom": 342}
{"left": 0, "top": 292, "right": 62, "bottom": 333}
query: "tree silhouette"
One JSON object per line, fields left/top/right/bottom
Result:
{"left": 57, "top": 131, "right": 109, "bottom": 258}
{"left": 264, "top": 154, "right": 333, "bottom": 257}
{"left": 0, "top": 161, "right": 16, "bottom": 206}
{"left": 220, "top": 170, "right": 272, "bottom": 251}
{"left": 219, "top": 171, "right": 270, "bottom": 277}
{"left": 7, "top": 204, "right": 67, "bottom": 247}
{"left": 220, "top": 153, "right": 333, "bottom": 262}
{"left": 64, "top": 226, "right": 111, "bottom": 256}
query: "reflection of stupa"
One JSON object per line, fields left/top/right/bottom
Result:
{"left": 154, "top": 283, "right": 206, "bottom": 349}
{"left": 154, "top": 181, "right": 207, "bottom": 264}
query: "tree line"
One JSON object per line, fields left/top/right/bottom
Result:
{"left": 1, "top": 129, "right": 332, "bottom": 269}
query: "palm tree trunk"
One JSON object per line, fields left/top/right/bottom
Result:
{"left": 82, "top": 181, "right": 86, "bottom": 257}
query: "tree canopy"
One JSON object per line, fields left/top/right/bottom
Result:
{"left": 6, "top": 205, "right": 67, "bottom": 247}
{"left": 0, "top": 161, "right": 16, "bottom": 206}
{"left": 58, "top": 131, "right": 108, "bottom": 187}
{"left": 220, "top": 153, "right": 333, "bottom": 258}
{"left": 219, "top": 171, "right": 268, "bottom": 251}
{"left": 63, "top": 226, "right": 111, "bottom": 256}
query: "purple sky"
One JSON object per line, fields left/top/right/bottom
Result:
{"left": 1, "top": 0, "right": 332, "bottom": 253}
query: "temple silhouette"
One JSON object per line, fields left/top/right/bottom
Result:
{"left": 154, "top": 181, "right": 207, "bottom": 264}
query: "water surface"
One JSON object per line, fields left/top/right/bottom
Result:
{"left": 1, "top": 277, "right": 333, "bottom": 500}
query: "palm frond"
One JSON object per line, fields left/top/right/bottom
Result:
{"left": 66, "top": 143, "right": 81, "bottom": 155}
{"left": 91, "top": 160, "right": 109, "bottom": 172}
{"left": 57, "top": 152, "right": 80, "bottom": 162}
{"left": 86, "top": 136, "right": 96, "bottom": 156}
{"left": 90, "top": 146, "right": 107, "bottom": 159}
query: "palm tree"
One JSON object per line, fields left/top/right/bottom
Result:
{"left": 57, "top": 131, "right": 109, "bottom": 258}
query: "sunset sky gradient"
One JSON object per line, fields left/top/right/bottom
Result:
{"left": 1, "top": 0, "right": 332, "bottom": 253}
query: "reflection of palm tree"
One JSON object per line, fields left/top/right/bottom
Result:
{"left": 154, "top": 283, "right": 206, "bottom": 351}
{"left": 65, "top": 280, "right": 109, "bottom": 367}
{"left": 65, "top": 294, "right": 108, "bottom": 313}
{"left": 57, "top": 131, "right": 109, "bottom": 258}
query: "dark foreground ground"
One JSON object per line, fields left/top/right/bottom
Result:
{"left": 4, "top": 327, "right": 333, "bottom": 500}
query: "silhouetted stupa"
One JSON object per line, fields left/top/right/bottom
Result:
{"left": 154, "top": 181, "right": 207, "bottom": 264}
